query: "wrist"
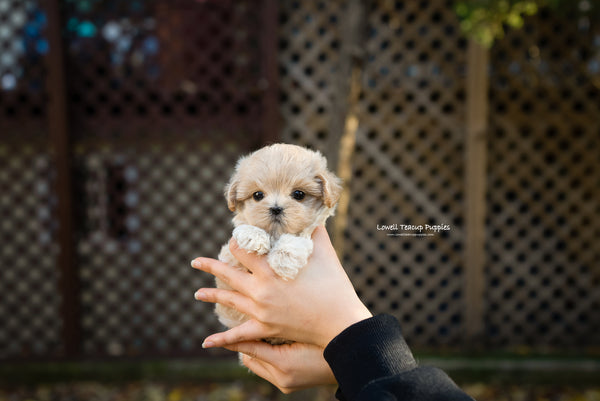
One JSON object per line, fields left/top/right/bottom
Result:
{"left": 320, "top": 305, "right": 372, "bottom": 348}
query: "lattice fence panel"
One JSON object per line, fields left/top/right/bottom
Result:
{"left": 1, "top": 0, "right": 270, "bottom": 359}
{"left": 63, "top": 0, "right": 268, "bottom": 356}
{"left": 0, "top": 142, "right": 63, "bottom": 359}
{"left": 279, "top": 1, "right": 345, "bottom": 152}
{"left": 75, "top": 139, "right": 245, "bottom": 357}
{"left": 486, "top": 9, "right": 600, "bottom": 350}
{"left": 280, "top": 0, "right": 469, "bottom": 348}
{"left": 0, "top": 1, "right": 63, "bottom": 359}
{"left": 345, "top": 0, "right": 467, "bottom": 348}
{"left": 280, "top": 1, "right": 599, "bottom": 352}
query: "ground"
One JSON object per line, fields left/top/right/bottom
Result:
{"left": 0, "top": 382, "right": 599, "bottom": 401}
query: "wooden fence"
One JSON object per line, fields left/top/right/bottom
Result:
{"left": 0, "top": 0, "right": 598, "bottom": 360}
{"left": 277, "top": 0, "right": 599, "bottom": 351}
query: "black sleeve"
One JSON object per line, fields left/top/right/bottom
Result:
{"left": 323, "top": 314, "right": 475, "bottom": 401}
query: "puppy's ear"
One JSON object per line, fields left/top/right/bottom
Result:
{"left": 225, "top": 173, "right": 240, "bottom": 212}
{"left": 316, "top": 170, "right": 343, "bottom": 208}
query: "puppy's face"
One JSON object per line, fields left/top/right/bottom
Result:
{"left": 225, "top": 144, "right": 341, "bottom": 238}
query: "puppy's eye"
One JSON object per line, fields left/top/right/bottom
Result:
{"left": 292, "top": 190, "right": 305, "bottom": 201}
{"left": 253, "top": 191, "right": 264, "bottom": 201}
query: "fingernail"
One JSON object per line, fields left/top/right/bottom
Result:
{"left": 194, "top": 290, "right": 207, "bottom": 300}
{"left": 202, "top": 340, "right": 215, "bottom": 349}
{"left": 191, "top": 259, "right": 201, "bottom": 268}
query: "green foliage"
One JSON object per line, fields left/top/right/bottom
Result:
{"left": 454, "top": 0, "right": 599, "bottom": 47}
{"left": 455, "top": 0, "right": 541, "bottom": 47}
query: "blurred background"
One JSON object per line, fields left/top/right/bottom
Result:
{"left": 0, "top": 0, "right": 599, "bottom": 400}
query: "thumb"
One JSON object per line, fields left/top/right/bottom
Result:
{"left": 202, "top": 319, "right": 274, "bottom": 348}
{"left": 229, "top": 238, "right": 273, "bottom": 277}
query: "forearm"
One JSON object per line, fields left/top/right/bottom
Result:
{"left": 324, "top": 315, "right": 474, "bottom": 401}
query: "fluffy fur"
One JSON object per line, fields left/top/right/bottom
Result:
{"left": 216, "top": 143, "right": 342, "bottom": 343}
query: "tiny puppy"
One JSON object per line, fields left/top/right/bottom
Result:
{"left": 216, "top": 143, "right": 342, "bottom": 344}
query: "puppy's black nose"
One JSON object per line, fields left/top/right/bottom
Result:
{"left": 270, "top": 206, "right": 284, "bottom": 216}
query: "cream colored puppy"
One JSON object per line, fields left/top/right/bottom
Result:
{"left": 216, "top": 143, "right": 342, "bottom": 343}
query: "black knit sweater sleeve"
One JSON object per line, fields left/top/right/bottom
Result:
{"left": 323, "top": 314, "right": 475, "bottom": 401}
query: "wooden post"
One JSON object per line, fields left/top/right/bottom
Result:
{"left": 331, "top": 0, "right": 365, "bottom": 253}
{"left": 333, "top": 66, "right": 360, "bottom": 259}
{"left": 45, "top": 0, "right": 81, "bottom": 357}
{"left": 464, "top": 40, "right": 489, "bottom": 344}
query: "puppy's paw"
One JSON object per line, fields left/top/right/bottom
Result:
{"left": 232, "top": 224, "right": 271, "bottom": 255}
{"left": 267, "top": 234, "right": 313, "bottom": 280}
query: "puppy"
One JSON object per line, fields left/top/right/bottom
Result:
{"left": 216, "top": 143, "right": 342, "bottom": 344}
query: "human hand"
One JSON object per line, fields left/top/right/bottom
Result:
{"left": 192, "top": 226, "right": 372, "bottom": 349}
{"left": 224, "top": 341, "right": 336, "bottom": 393}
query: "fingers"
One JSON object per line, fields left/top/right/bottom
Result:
{"left": 194, "top": 287, "right": 254, "bottom": 317}
{"left": 231, "top": 342, "right": 333, "bottom": 394}
{"left": 202, "top": 319, "right": 274, "bottom": 348}
{"left": 238, "top": 354, "right": 295, "bottom": 394}
{"left": 225, "top": 341, "right": 286, "bottom": 366}
{"left": 229, "top": 239, "right": 274, "bottom": 278}
{"left": 239, "top": 353, "right": 273, "bottom": 380}
{"left": 224, "top": 341, "right": 272, "bottom": 360}
{"left": 191, "top": 257, "right": 251, "bottom": 292}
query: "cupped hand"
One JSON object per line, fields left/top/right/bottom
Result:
{"left": 192, "top": 226, "right": 372, "bottom": 349}
{"left": 225, "top": 341, "right": 336, "bottom": 394}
